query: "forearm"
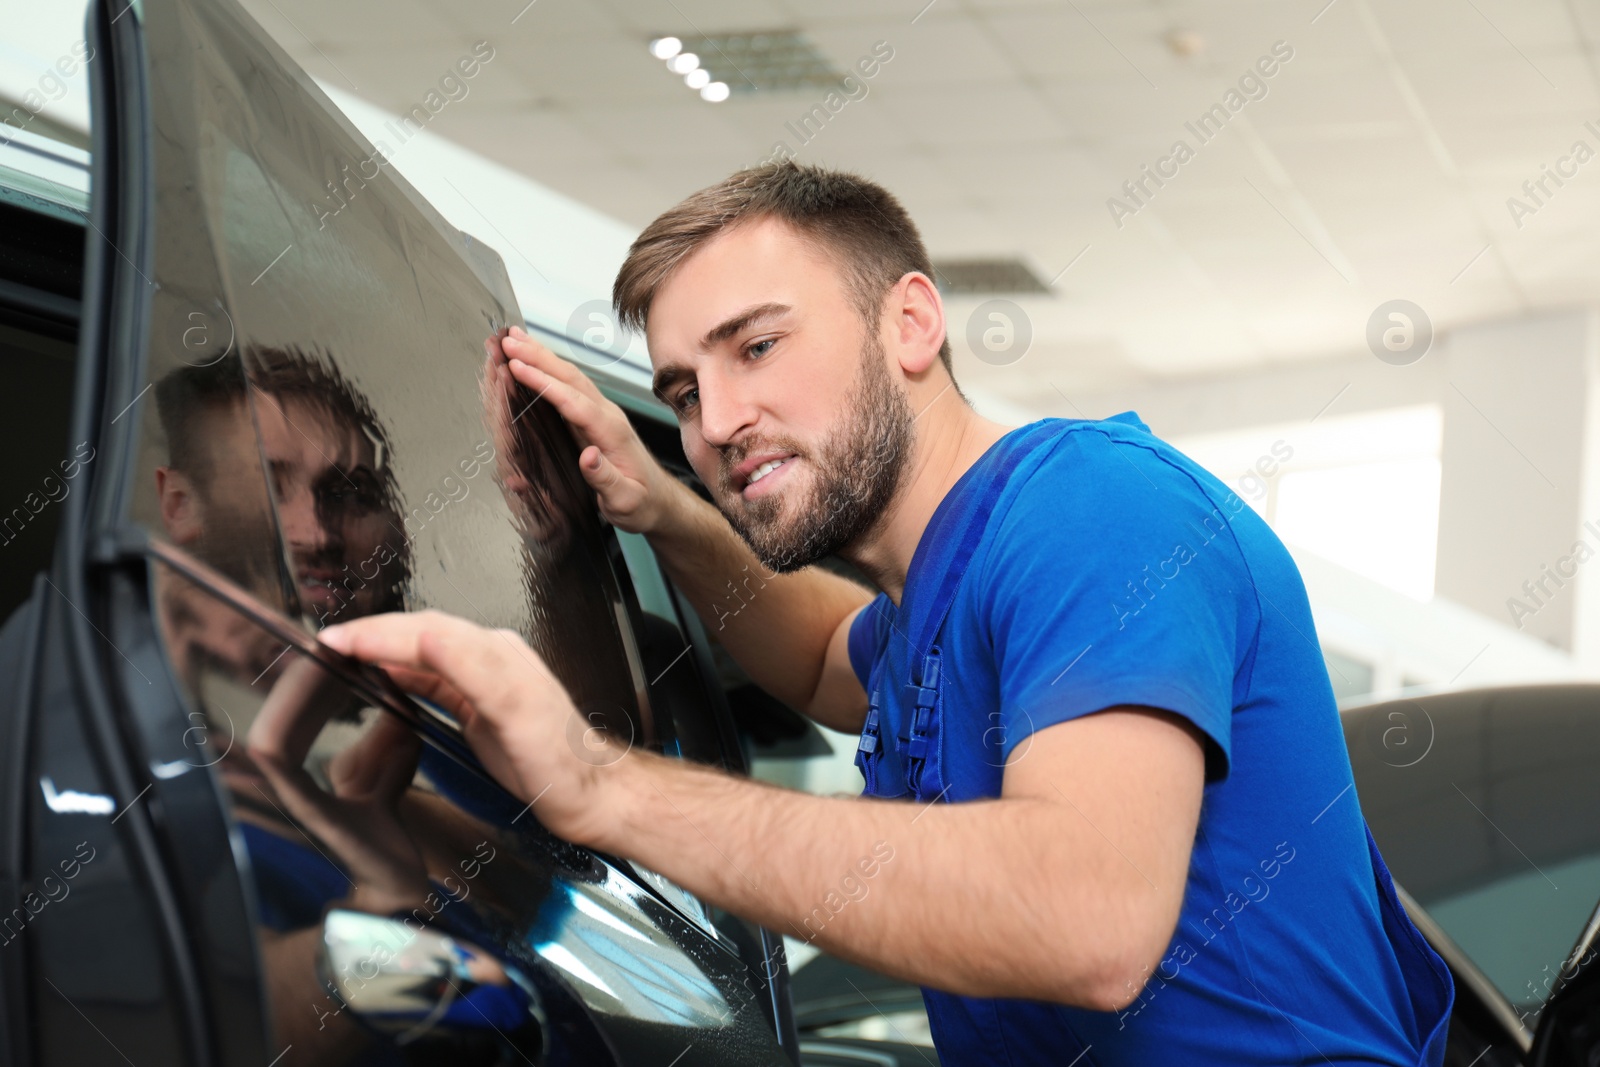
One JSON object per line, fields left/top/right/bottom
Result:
{"left": 586, "top": 752, "right": 1162, "bottom": 1008}
{"left": 646, "top": 481, "right": 872, "bottom": 725}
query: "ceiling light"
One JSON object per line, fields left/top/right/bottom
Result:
{"left": 684, "top": 68, "right": 710, "bottom": 89}
{"left": 649, "top": 36, "right": 682, "bottom": 60}
{"left": 1164, "top": 29, "right": 1206, "bottom": 58}
{"left": 668, "top": 52, "right": 699, "bottom": 74}
{"left": 700, "top": 81, "right": 730, "bottom": 102}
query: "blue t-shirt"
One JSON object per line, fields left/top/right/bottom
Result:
{"left": 846, "top": 414, "right": 1452, "bottom": 1066}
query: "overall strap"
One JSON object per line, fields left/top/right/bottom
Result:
{"left": 887, "top": 421, "right": 1066, "bottom": 800}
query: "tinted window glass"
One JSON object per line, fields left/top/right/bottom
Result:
{"left": 1347, "top": 687, "right": 1600, "bottom": 1018}
{"left": 0, "top": 183, "right": 84, "bottom": 623}
{"left": 125, "top": 0, "right": 648, "bottom": 747}
{"left": 109, "top": 0, "right": 791, "bottom": 1059}
{"left": 148, "top": 549, "right": 786, "bottom": 1064}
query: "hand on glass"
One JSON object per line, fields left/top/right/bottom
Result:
{"left": 320, "top": 609, "right": 628, "bottom": 847}
{"left": 496, "top": 326, "right": 679, "bottom": 534}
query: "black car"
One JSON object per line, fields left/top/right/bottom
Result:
{"left": 11, "top": 2, "right": 1600, "bottom": 1066}
{"left": 0, "top": 0, "right": 821, "bottom": 1063}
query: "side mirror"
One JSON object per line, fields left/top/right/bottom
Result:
{"left": 318, "top": 908, "right": 547, "bottom": 1060}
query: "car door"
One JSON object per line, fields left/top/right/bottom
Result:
{"left": 1, "top": 0, "right": 796, "bottom": 1063}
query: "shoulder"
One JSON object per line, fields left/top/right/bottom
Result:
{"left": 994, "top": 415, "right": 1247, "bottom": 545}
{"left": 846, "top": 592, "right": 894, "bottom": 685}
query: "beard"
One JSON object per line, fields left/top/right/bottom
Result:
{"left": 717, "top": 331, "right": 916, "bottom": 573}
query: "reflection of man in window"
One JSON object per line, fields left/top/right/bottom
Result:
{"left": 153, "top": 346, "right": 410, "bottom": 631}
{"left": 150, "top": 349, "right": 453, "bottom": 1064}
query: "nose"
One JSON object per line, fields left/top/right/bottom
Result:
{"left": 278, "top": 480, "right": 336, "bottom": 560}
{"left": 693, "top": 367, "right": 758, "bottom": 452}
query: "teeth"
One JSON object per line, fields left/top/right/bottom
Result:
{"left": 747, "top": 459, "right": 786, "bottom": 485}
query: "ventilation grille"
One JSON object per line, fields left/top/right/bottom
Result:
{"left": 678, "top": 30, "right": 844, "bottom": 95}
{"left": 933, "top": 258, "right": 1052, "bottom": 295}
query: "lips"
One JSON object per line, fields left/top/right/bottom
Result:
{"left": 731, "top": 450, "right": 797, "bottom": 493}
{"left": 297, "top": 569, "right": 342, "bottom": 606}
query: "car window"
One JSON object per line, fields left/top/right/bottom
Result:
{"left": 123, "top": 0, "right": 650, "bottom": 750}
{"left": 147, "top": 546, "right": 785, "bottom": 1065}
{"left": 101, "top": 0, "right": 793, "bottom": 1060}
{"left": 1347, "top": 688, "right": 1600, "bottom": 1021}
{"left": 0, "top": 133, "right": 86, "bottom": 623}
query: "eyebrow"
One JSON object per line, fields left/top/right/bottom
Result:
{"left": 651, "top": 302, "right": 793, "bottom": 400}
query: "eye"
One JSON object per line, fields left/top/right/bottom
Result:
{"left": 746, "top": 338, "right": 776, "bottom": 360}
{"left": 674, "top": 386, "right": 699, "bottom": 414}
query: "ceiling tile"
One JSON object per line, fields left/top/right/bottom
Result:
{"left": 808, "top": 15, "right": 1016, "bottom": 89}
{"left": 235, "top": 0, "right": 1600, "bottom": 395}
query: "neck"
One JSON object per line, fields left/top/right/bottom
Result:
{"left": 843, "top": 391, "right": 1014, "bottom": 605}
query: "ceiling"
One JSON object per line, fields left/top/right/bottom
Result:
{"left": 238, "top": 0, "right": 1600, "bottom": 402}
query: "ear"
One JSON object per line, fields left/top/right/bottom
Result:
{"left": 886, "top": 271, "right": 946, "bottom": 377}
{"left": 155, "top": 466, "right": 204, "bottom": 545}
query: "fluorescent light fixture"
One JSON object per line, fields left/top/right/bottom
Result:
{"left": 684, "top": 68, "right": 710, "bottom": 89}
{"left": 649, "top": 36, "right": 682, "bottom": 59}
{"left": 667, "top": 52, "right": 699, "bottom": 74}
{"left": 700, "top": 81, "right": 730, "bottom": 102}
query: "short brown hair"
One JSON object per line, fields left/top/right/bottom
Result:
{"left": 613, "top": 161, "right": 953, "bottom": 376}
{"left": 155, "top": 345, "right": 394, "bottom": 492}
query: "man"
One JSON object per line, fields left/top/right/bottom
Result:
{"left": 154, "top": 346, "right": 424, "bottom": 1064}
{"left": 154, "top": 346, "right": 409, "bottom": 629}
{"left": 322, "top": 162, "right": 1453, "bottom": 1064}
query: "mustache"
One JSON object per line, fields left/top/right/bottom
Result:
{"left": 717, "top": 438, "right": 807, "bottom": 493}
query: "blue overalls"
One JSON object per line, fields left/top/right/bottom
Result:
{"left": 851, "top": 419, "right": 1452, "bottom": 1065}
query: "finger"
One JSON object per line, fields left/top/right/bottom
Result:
{"left": 503, "top": 358, "right": 609, "bottom": 431}
{"left": 363, "top": 714, "right": 422, "bottom": 802}
{"left": 501, "top": 332, "right": 598, "bottom": 394}
{"left": 505, "top": 367, "right": 641, "bottom": 463}
{"left": 580, "top": 445, "right": 625, "bottom": 493}
{"left": 320, "top": 609, "right": 468, "bottom": 666}
{"left": 382, "top": 664, "right": 475, "bottom": 721}
{"left": 327, "top": 712, "right": 412, "bottom": 796}
{"left": 248, "top": 655, "right": 348, "bottom": 767}
{"left": 322, "top": 611, "right": 551, "bottom": 726}
{"left": 502, "top": 335, "right": 585, "bottom": 385}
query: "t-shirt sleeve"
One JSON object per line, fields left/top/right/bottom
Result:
{"left": 847, "top": 593, "right": 892, "bottom": 690}
{"left": 983, "top": 432, "right": 1256, "bottom": 782}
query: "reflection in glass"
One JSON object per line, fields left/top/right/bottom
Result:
{"left": 152, "top": 557, "right": 512, "bottom": 1064}
{"left": 153, "top": 346, "right": 411, "bottom": 630}
{"left": 149, "top": 550, "right": 760, "bottom": 1064}
{"left": 119, "top": 0, "right": 787, "bottom": 1060}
